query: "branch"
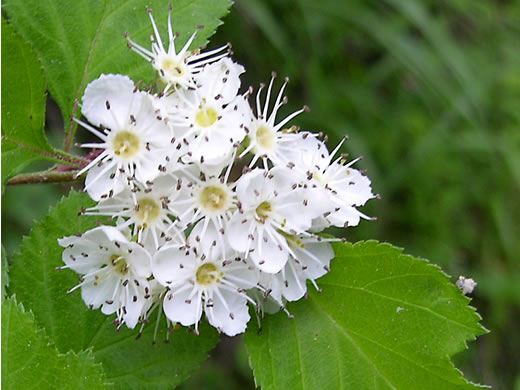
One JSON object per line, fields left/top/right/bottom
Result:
{"left": 6, "top": 170, "right": 83, "bottom": 185}
{"left": 2, "top": 136, "right": 88, "bottom": 168}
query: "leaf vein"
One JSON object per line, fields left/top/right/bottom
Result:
{"left": 320, "top": 282, "right": 476, "bottom": 332}
{"left": 309, "top": 298, "right": 398, "bottom": 390}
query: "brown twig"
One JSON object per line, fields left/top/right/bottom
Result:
{"left": 6, "top": 170, "right": 83, "bottom": 185}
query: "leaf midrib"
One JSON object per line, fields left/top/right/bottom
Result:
{"left": 319, "top": 281, "right": 478, "bottom": 333}
{"left": 309, "top": 297, "right": 471, "bottom": 388}
{"left": 309, "top": 297, "right": 398, "bottom": 390}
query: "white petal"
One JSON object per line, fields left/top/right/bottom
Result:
{"left": 84, "top": 163, "right": 126, "bottom": 201}
{"left": 60, "top": 226, "right": 128, "bottom": 274}
{"left": 152, "top": 246, "right": 197, "bottom": 287}
{"left": 163, "top": 284, "right": 202, "bottom": 327}
{"left": 296, "top": 241, "right": 334, "bottom": 280}
{"left": 189, "top": 222, "right": 224, "bottom": 259}
{"left": 280, "top": 261, "right": 307, "bottom": 302}
{"left": 206, "top": 288, "right": 250, "bottom": 336}
{"left": 61, "top": 242, "right": 106, "bottom": 274}
{"left": 189, "top": 134, "right": 234, "bottom": 171}
{"left": 327, "top": 205, "right": 362, "bottom": 227}
{"left": 310, "top": 215, "right": 331, "bottom": 232}
{"left": 82, "top": 74, "right": 136, "bottom": 130}
{"left": 222, "top": 259, "right": 259, "bottom": 289}
{"left": 125, "top": 244, "right": 152, "bottom": 279}
{"left": 227, "top": 213, "right": 253, "bottom": 253}
{"left": 92, "top": 225, "right": 130, "bottom": 244}
{"left": 149, "top": 174, "right": 178, "bottom": 196}
{"left": 135, "top": 153, "right": 164, "bottom": 184}
{"left": 285, "top": 133, "right": 329, "bottom": 170}
{"left": 81, "top": 273, "right": 119, "bottom": 310}
{"left": 276, "top": 191, "right": 316, "bottom": 232}
{"left": 260, "top": 272, "right": 283, "bottom": 304}
{"left": 326, "top": 166, "right": 374, "bottom": 206}
{"left": 250, "top": 228, "right": 289, "bottom": 274}
{"left": 122, "top": 281, "right": 149, "bottom": 328}
{"left": 268, "top": 166, "right": 298, "bottom": 194}
{"left": 57, "top": 235, "right": 78, "bottom": 248}
{"left": 195, "top": 58, "right": 245, "bottom": 104}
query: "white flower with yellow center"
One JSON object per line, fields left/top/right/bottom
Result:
{"left": 76, "top": 74, "right": 173, "bottom": 201}
{"left": 152, "top": 226, "right": 259, "bottom": 336}
{"left": 227, "top": 167, "right": 325, "bottom": 273}
{"left": 167, "top": 58, "right": 249, "bottom": 170}
{"left": 239, "top": 74, "right": 311, "bottom": 169}
{"left": 288, "top": 135, "right": 376, "bottom": 229}
{"left": 83, "top": 175, "right": 186, "bottom": 249}
{"left": 166, "top": 164, "right": 237, "bottom": 246}
{"left": 126, "top": 6, "right": 230, "bottom": 92}
{"left": 58, "top": 226, "right": 153, "bottom": 329}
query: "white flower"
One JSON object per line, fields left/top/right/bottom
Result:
{"left": 126, "top": 6, "right": 230, "bottom": 91}
{"left": 263, "top": 235, "right": 334, "bottom": 302}
{"left": 153, "top": 226, "right": 259, "bottom": 336}
{"left": 239, "top": 74, "right": 310, "bottom": 168}
{"left": 76, "top": 74, "right": 173, "bottom": 201}
{"left": 83, "top": 174, "right": 186, "bottom": 249}
{"left": 288, "top": 135, "right": 376, "bottom": 229}
{"left": 58, "top": 226, "right": 153, "bottom": 329}
{"left": 227, "top": 167, "right": 325, "bottom": 273}
{"left": 166, "top": 58, "right": 249, "bottom": 170}
{"left": 166, "top": 164, "right": 237, "bottom": 244}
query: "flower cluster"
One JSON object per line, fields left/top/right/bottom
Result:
{"left": 58, "top": 8, "right": 375, "bottom": 337}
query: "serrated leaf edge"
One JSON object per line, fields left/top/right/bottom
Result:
{"left": 3, "top": 295, "right": 109, "bottom": 386}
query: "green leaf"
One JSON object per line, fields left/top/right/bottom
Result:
{"left": 1, "top": 19, "right": 61, "bottom": 187}
{"left": 8, "top": 191, "right": 219, "bottom": 389}
{"left": 4, "top": 0, "right": 233, "bottom": 150}
{"left": 1, "top": 246, "right": 8, "bottom": 302}
{"left": 1, "top": 297, "right": 106, "bottom": 389}
{"left": 245, "top": 241, "right": 487, "bottom": 390}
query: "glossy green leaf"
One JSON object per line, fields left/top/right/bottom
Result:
{"left": 8, "top": 191, "right": 219, "bottom": 389}
{"left": 1, "top": 19, "right": 60, "bottom": 187}
{"left": 4, "top": 0, "right": 233, "bottom": 150}
{"left": 245, "top": 241, "right": 487, "bottom": 390}
{"left": 1, "top": 297, "right": 106, "bottom": 389}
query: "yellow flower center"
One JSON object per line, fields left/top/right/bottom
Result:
{"left": 161, "top": 57, "right": 185, "bottom": 77}
{"left": 255, "top": 124, "right": 275, "bottom": 151}
{"left": 279, "top": 230, "right": 306, "bottom": 249}
{"left": 135, "top": 198, "right": 160, "bottom": 225}
{"left": 255, "top": 201, "right": 272, "bottom": 219}
{"left": 112, "top": 131, "right": 140, "bottom": 158}
{"left": 196, "top": 263, "right": 221, "bottom": 286}
{"left": 111, "top": 255, "right": 129, "bottom": 275}
{"left": 199, "top": 185, "right": 229, "bottom": 213}
{"left": 195, "top": 107, "right": 218, "bottom": 127}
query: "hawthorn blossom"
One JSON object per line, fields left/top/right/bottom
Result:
{"left": 239, "top": 74, "right": 311, "bottom": 168}
{"left": 166, "top": 58, "right": 249, "bottom": 170}
{"left": 58, "top": 9, "right": 378, "bottom": 335}
{"left": 263, "top": 235, "right": 334, "bottom": 302}
{"left": 227, "top": 167, "right": 326, "bottom": 273}
{"left": 58, "top": 226, "right": 153, "bottom": 329}
{"left": 153, "top": 226, "right": 259, "bottom": 336}
{"left": 76, "top": 74, "right": 172, "bottom": 201}
{"left": 287, "top": 135, "right": 376, "bottom": 229}
{"left": 165, "top": 163, "right": 237, "bottom": 244}
{"left": 126, "top": 6, "right": 230, "bottom": 92}
{"left": 83, "top": 174, "right": 185, "bottom": 248}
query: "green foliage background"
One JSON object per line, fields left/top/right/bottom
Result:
{"left": 2, "top": 0, "right": 519, "bottom": 388}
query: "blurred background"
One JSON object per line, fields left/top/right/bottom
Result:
{"left": 3, "top": 0, "right": 519, "bottom": 388}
